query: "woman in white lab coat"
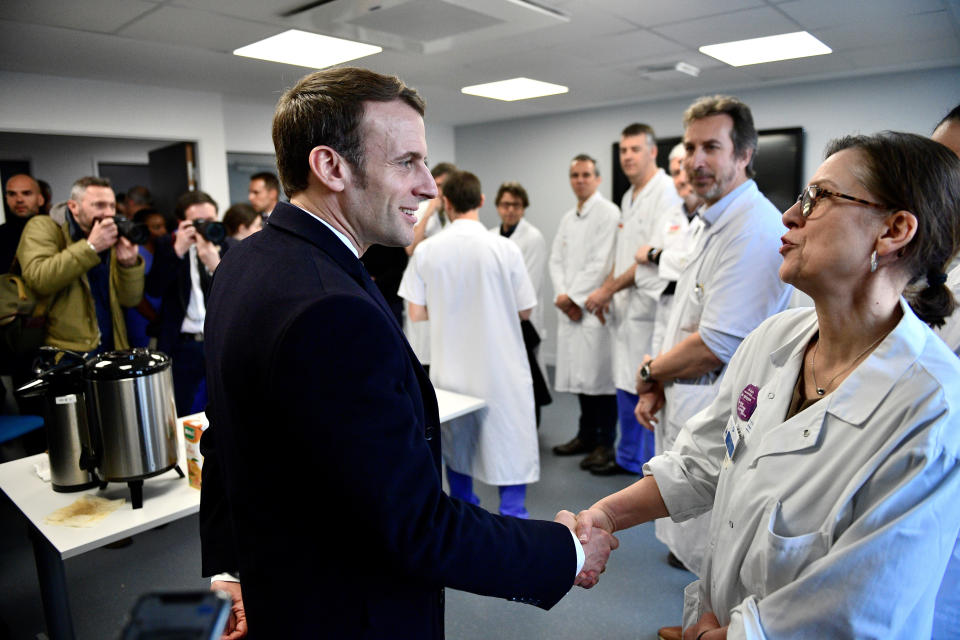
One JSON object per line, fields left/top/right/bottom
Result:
{"left": 568, "top": 132, "right": 960, "bottom": 639}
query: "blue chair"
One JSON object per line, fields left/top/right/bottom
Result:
{"left": 0, "top": 414, "right": 44, "bottom": 445}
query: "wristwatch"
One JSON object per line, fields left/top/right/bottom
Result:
{"left": 647, "top": 247, "right": 662, "bottom": 265}
{"left": 639, "top": 359, "right": 655, "bottom": 383}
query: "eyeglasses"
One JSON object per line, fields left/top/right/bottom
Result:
{"left": 497, "top": 201, "right": 524, "bottom": 210}
{"left": 797, "top": 185, "right": 886, "bottom": 218}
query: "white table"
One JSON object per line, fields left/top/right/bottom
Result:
{"left": 0, "top": 389, "right": 485, "bottom": 640}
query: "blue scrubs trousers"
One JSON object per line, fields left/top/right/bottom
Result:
{"left": 614, "top": 389, "right": 656, "bottom": 473}
{"left": 446, "top": 466, "right": 529, "bottom": 519}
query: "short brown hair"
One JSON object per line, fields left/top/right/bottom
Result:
{"left": 222, "top": 203, "right": 260, "bottom": 236}
{"left": 250, "top": 172, "right": 280, "bottom": 193}
{"left": 442, "top": 171, "right": 482, "bottom": 214}
{"left": 431, "top": 162, "right": 457, "bottom": 180}
{"left": 683, "top": 95, "right": 758, "bottom": 178}
{"left": 272, "top": 67, "right": 425, "bottom": 196}
{"left": 495, "top": 182, "right": 529, "bottom": 208}
{"left": 621, "top": 123, "right": 656, "bottom": 146}
{"left": 174, "top": 191, "right": 218, "bottom": 220}
{"left": 571, "top": 153, "right": 599, "bottom": 176}
{"left": 69, "top": 176, "right": 112, "bottom": 202}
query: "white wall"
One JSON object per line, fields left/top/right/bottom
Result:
{"left": 455, "top": 66, "right": 960, "bottom": 364}
{"left": 0, "top": 71, "right": 230, "bottom": 213}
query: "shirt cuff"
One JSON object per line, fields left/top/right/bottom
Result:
{"left": 570, "top": 529, "right": 585, "bottom": 577}
{"left": 210, "top": 572, "right": 239, "bottom": 583}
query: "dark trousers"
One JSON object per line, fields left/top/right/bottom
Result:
{"left": 576, "top": 393, "right": 617, "bottom": 448}
{"left": 171, "top": 337, "right": 207, "bottom": 416}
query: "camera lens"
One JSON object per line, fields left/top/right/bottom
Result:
{"left": 113, "top": 215, "right": 150, "bottom": 245}
{"left": 192, "top": 220, "right": 226, "bottom": 244}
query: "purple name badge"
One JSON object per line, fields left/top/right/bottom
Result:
{"left": 737, "top": 384, "right": 759, "bottom": 421}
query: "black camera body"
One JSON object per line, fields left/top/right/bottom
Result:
{"left": 191, "top": 219, "right": 226, "bottom": 244}
{"left": 113, "top": 215, "right": 150, "bottom": 245}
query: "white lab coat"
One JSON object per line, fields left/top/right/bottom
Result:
{"left": 656, "top": 181, "right": 793, "bottom": 574}
{"left": 548, "top": 192, "right": 619, "bottom": 395}
{"left": 402, "top": 201, "right": 447, "bottom": 364}
{"left": 645, "top": 202, "right": 701, "bottom": 357}
{"left": 489, "top": 218, "right": 547, "bottom": 336}
{"left": 611, "top": 169, "right": 681, "bottom": 391}
{"left": 398, "top": 218, "right": 539, "bottom": 485}
{"left": 646, "top": 301, "right": 960, "bottom": 639}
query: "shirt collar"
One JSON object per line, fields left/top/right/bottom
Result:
{"left": 577, "top": 191, "right": 601, "bottom": 217}
{"left": 698, "top": 179, "right": 754, "bottom": 227}
{"left": 292, "top": 204, "right": 359, "bottom": 258}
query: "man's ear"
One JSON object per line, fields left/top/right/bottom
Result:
{"left": 66, "top": 199, "right": 78, "bottom": 215}
{"left": 877, "top": 209, "right": 918, "bottom": 258}
{"left": 307, "top": 146, "right": 349, "bottom": 193}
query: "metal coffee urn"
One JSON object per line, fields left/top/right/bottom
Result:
{"left": 83, "top": 349, "right": 182, "bottom": 508}
{"left": 16, "top": 348, "right": 98, "bottom": 492}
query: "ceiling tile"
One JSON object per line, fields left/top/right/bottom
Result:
{"left": 0, "top": 0, "right": 157, "bottom": 33}
{"left": 596, "top": 0, "right": 765, "bottom": 28}
{"left": 778, "top": 0, "right": 947, "bottom": 30}
{"left": 733, "top": 49, "right": 858, "bottom": 80}
{"left": 812, "top": 10, "right": 957, "bottom": 52}
{"left": 652, "top": 6, "right": 802, "bottom": 48}
{"left": 565, "top": 27, "right": 688, "bottom": 64}
{"left": 847, "top": 36, "right": 960, "bottom": 68}
{"left": 119, "top": 5, "right": 282, "bottom": 51}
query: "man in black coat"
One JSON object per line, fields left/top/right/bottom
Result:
{"left": 199, "top": 67, "right": 618, "bottom": 638}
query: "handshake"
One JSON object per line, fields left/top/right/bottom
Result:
{"left": 554, "top": 507, "right": 618, "bottom": 589}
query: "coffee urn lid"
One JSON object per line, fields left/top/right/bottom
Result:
{"left": 83, "top": 348, "right": 171, "bottom": 380}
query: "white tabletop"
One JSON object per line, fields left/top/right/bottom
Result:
{"left": 0, "top": 388, "right": 485, "bottom": 559}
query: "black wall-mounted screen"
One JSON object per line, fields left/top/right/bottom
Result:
{"left": 611, "top": 127, "right": 804, "bottom": 214}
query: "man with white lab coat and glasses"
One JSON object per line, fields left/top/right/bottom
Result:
{"left": 400, "top": 170, "right": 539, "bottom": 518}
{"left": 489, "top": 181, "right": 552, "bottom": 424}
{"left": 632, "top": 95, "right": 791, "bottom": 640}
{"left": 549, "top": 154, "right": 620, "bottom": 471}
{"left": 585, "top": 123, "right": 681, "bottom": 478}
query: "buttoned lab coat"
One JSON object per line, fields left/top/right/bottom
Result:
{"left": 611, "top": 169, "right": 681, "bottom": 391}
{"left": 645, "top": 301, "right": 960, "bottom": 639}
{"left": 642, "top": 202, "right": 701, "bottom": 357}
{"left": 656, "top": 181, "right": 792, "bottom": 575}
{"left": 489, "top": 218, "right": 547, "bottom": 336}
{"left": 399, "top": 219, "right": 539, "bottom": 485}
{"left": 548, "top": 192, "right": 619, "bottom": 395}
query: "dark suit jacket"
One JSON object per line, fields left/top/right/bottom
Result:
{"left": 146, "top": 234, "right": 226, "bottom": 353}
{"left": 199, "top": 202, "right": 575, "bottom": 639}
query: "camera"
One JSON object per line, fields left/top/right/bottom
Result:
{"left": 191, "top": 219, "right": 226, "bottom": 244}
{"left": 113, "top": 214, "right": 151, "bottom": 245}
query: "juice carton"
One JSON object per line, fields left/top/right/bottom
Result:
{"left": 183, "top": 419, "right": 207, "bottom": 490}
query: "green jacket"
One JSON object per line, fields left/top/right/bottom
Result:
{"left": 16, "top": 215, "right": 144, "bottom": 351}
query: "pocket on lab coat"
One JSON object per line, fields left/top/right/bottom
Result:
{"left": 739, "top": 499, "right": 830, "bottom": 597}
{"left": 678, "top": 281, "right": 705, "bottom": 335}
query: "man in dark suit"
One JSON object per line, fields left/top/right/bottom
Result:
{"left": 199, "top": 67, "right": 618, "bottom": 638}
{"left": 146, "top": 191, "right": 224, "bottom": 415}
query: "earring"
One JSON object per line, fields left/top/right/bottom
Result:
{"left": 870, "top": 250, "right": 878, "bottom": 273}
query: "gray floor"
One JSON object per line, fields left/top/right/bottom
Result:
{"left": 0, "top": 389, "right": 691, "bottom": 640}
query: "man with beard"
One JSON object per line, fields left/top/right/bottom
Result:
{"left": 630, "top": 95, "right": 792, "bottom": 640}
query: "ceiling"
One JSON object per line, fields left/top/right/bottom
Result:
{"left": 1, "top": 0, "right": 958, "bottom": 126}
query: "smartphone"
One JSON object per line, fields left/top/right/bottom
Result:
{"left": 121, "top": 590, "right": 231, "bottom": 640}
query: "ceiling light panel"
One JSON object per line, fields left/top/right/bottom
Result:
{"left": 700, "top": 31, "right": 832, "bottom": 67}
{"left": 461, "top": 77, "right": 568, "bottom": 101}
{"left": 233, "top": 29, "right": 381, "bottom": 69}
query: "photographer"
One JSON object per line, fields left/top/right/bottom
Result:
{"left": 17, "top": 176, "right": 144, "bottom": 354}
{"left": 147, "top": 191, "right": 227, "bottom": 415}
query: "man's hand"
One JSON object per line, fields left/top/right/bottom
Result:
{"left": 634, "top": 389, "right": 664, "bottom": 430}
{"left": 577, "top": 527, "right": 618, "bottom": 587}
{"left": 635, "top": 355, "right": 657, "bottom": 396}
{"left": 173, "top": 219, "right": 198, "bottom": 258}
{"left": 683, "top": 611, "right": 726, "bottom": 640}
{"left": 584, "top": 285, "right": 612, "bottom": 315}
{"left": 634, "top": 244, "right": 653, "bottom": 265}
{"left": 196, "top": 233, "right": 222, "bottom": 272}
{"left": 555, "top": 294, "right": 583, "bottom": 322}
{"left": 212, "top": 580, "right": 247, "bottom": 639}
{"left": 555, "top": 510, "right": 618, "bottom": 588}
{"left": 115, "top": 237, "right": 139, "bottom": 267}
{"left": 87, "top": 217, "right": 118, "bottom": 253}
{"left": 573, "top": 507, "right": 616, "bottom": 543}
